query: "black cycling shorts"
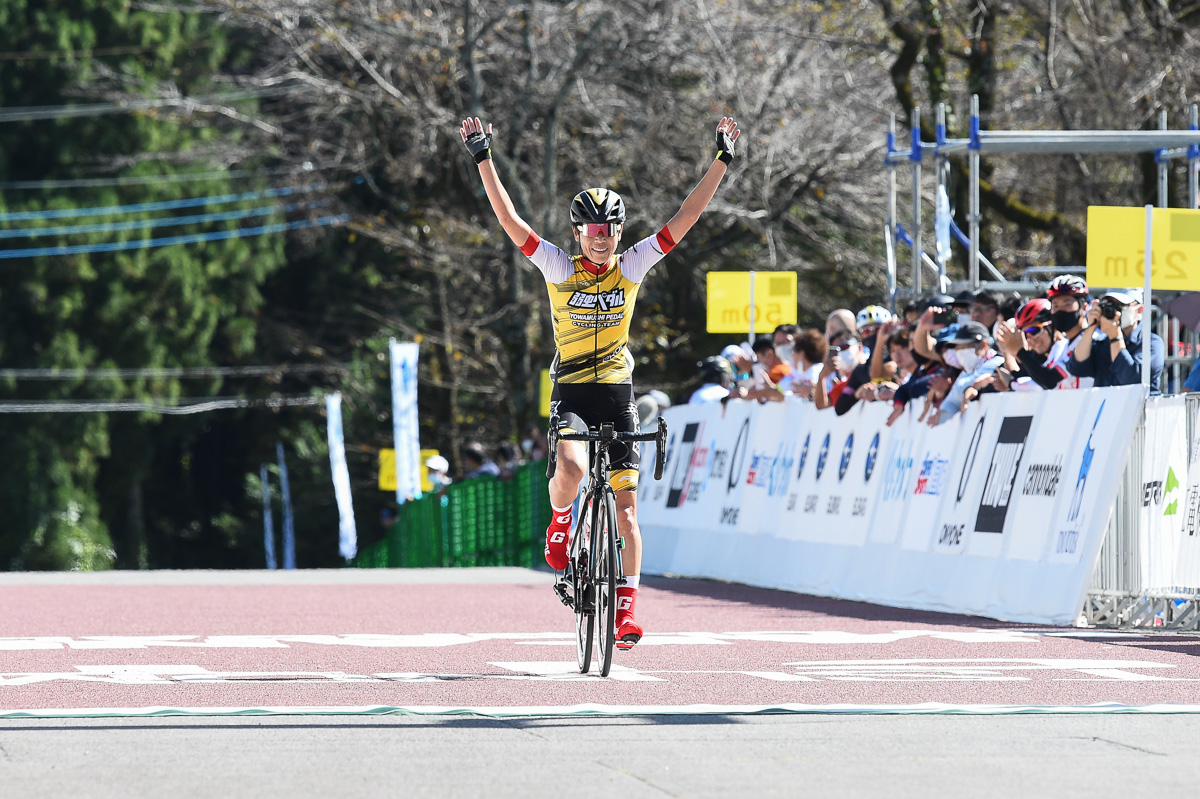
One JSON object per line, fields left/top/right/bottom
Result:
{"left": 550, "top": 382, "right": 640, "bottom": 491}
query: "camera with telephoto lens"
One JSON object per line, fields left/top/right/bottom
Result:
{"left": 1099, "top": 297, "right": 1121, "bottom": 321}
{"left": 828, "top": 345, "right": 845, "bottom": 356}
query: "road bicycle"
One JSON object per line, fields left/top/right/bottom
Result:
{"left": 546, "top": 417, "right": 668, "bottom": 676}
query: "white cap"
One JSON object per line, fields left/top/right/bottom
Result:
{"left": 425, "top": 454, "right": 449, "bottom": 472}
{"left": 1102, "top": 289, "right": 1143, "bottom": 306}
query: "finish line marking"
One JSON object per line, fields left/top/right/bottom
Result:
{"left": 4, "top": 702, "right": 1200, "bottom": 719}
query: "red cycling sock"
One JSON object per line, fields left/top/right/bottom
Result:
{"left": 616, "top": 586, "right": 637, "bottom": 624}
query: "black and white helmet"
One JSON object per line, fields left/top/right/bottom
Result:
{"left": 569, "top": 188, "right": 626, "bottom": 226}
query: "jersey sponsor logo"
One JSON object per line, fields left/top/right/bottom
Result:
{"left": 566, "top": 288, "right": 626, "bottom": 312}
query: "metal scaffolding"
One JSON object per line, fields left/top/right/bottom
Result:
{"left": 884, "top": 95, "right": 1200, "bottom": 303}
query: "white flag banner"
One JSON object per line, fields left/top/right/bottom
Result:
{"left": 935, "top": 184, "right": 952, "bottom": 268}
{"left": 639, "top": 386, "right": 1146, "bottom": 625}
{"left": 390, "top": 339, "right": 422, "bottom": 503}
{"left": 326, "top": 392, "right": 358, "bottom": 562}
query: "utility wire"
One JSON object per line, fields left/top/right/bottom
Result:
{"left": 0, "top": 364, "right": 348, "bottom": 381}
{"left": 0, "top": 86, "right": 293, "bottom": 123}
{"left": 0, "top": 214, "right": 348, "bottom": 259}
{"left": 0, "top": 184, "right": 322, "bottom": 223}
{"left": 0, "top": 163, "right": 332, "bottom": 191}
{"left": 0, "top": 202, "right": 292, "bottom": 240}
{"left": 0, "top": 395, "right": 326, "bottom": 414}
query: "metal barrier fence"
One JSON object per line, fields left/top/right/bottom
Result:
{"left": 1086, "top": 393, "right": 1200, "bottom": 628}
{"left": 352, "top": 460, "right": 551, "bottom": 569}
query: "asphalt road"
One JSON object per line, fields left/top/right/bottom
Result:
{"left": 2, "top": 567, "right": 1198, "bottom": 797}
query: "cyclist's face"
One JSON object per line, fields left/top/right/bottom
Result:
{"left": 573, "top": 224, "right": 622, "bottom": 263}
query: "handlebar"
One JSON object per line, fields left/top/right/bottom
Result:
{"left": 546, "top": 417, "right": 670, "bottom": 481}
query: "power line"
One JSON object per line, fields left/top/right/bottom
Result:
{"left": 0, "top": 163, "right": 332, "bottom": 191}
{"left": 0, "top": 214, "right": 348, "bottom": 259}
{"left": 0, "top": 395, "right": 326, "bottom": 414}
{"left": 0, "top": 203, "right": 285, "bottom": 240}
{"left": 0, "top": 364, "right": 348, "bottom": 381}
{"left": 0, "top": 86, "right": 293, "bottom": 124}
{"left": 0, "top": 183, "right": 322, "bottom": 223}
{"left": 0, "top": 43, "right": 217, "bottom": 62}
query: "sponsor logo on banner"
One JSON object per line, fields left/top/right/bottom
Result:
{"left": 1161, "top": 468, "right": 1181, "bottom": 517}
{"left": 976, "top": 416, "right": 1033, "bottom": 533}
{"left": 838, "top": 434, "right": 854, "bottom": 482}
{"left": 767, "top": 444, "right": 796, "bottom": 498}
{"left": 1023, "top": 456, "right": 1063, "bottom": 497}
{"left": 864, "top": 433, "right": 880, "bottom": 482}
{"left": 882, "top": 439, "right": 915, "bottom": 502}
{"left": 1187, "top": 485, "right": 1200, "bottom": 536}
{"left": 1067, "top": 401, "right": 1104, "bottom": 523}
{"left": 727, "top": 418, "right": 750, "bottom": 493}
{"left": 815, "top": 433, "right": 831, "bottom": 481}
{"left": 796, "top": 433, "right": 811, "bottom": 479}
{"left": 955, "top": 416, "right": 986, "bottom": 504}
{"left": 666, "top": 423, "right": 702, "bottom": 509}
{"left": 914, "top": 452, "right": 949, "bottom": 496}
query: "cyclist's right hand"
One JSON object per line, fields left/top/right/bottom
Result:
{"left": 459, "top": 117, "right": 493, "bottom": 164}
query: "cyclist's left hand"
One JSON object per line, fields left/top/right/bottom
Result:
{"left": 715, "top": 117, "right": 740, "bottom": 164}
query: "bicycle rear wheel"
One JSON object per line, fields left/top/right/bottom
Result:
{"left": 573, "top": 498, "right": 594, "bottom": 674}
{"left": 593, "top": 487, "right": 618, "bottom": 676}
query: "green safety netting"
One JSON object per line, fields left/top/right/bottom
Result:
{"left": 354, "top": 460, "right": 551, "bottom": 569}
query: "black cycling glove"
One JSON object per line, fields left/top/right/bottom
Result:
{"left": 463, "top": 129, "right": 492, "bottom": 164}
{"left": 715, "top": 127, "right": 736, "bottom": 164}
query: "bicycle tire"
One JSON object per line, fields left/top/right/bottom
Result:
{"left": 593, "top": 486, "right": 618, "bottom": 676}
{"left": 573, "top": 497, "right": 593, "bottom": 674}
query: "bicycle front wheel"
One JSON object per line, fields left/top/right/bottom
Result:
{"left": 593, "top": 487, "right": 618, "bottom": 677}
{"left": 573, "top": 499, "right": 594, "bottom": 674}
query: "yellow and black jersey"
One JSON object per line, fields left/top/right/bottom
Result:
{"left": 519, "top": 226, "right": 676, "bottom": 384}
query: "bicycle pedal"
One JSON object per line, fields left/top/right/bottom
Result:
{"left": 616, "top": 576, "right": 628, "bottom": 586}
{"left": 552, "top": 581, "right": 574, "bottom": 609}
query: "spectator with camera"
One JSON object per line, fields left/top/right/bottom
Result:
{"left": 1067, "top": 289, "right": 1165, "bottom": 395}
{"left": 933, "top": 321, "right": 1004, "bottom": 424}
{"left": 995, "top": 298, "right": 1068, "bottom": 391}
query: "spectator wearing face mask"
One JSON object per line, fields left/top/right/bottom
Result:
{"left": 935, "top": 322, "right": 1004, "bottom": 424}
{"left": 952, "top": 290, "right": 975, "bottom": 326}
{"left": 996, "top": 298, "right": 1068, "bottom": 391}
{"left": 772, "top": 324, "right": 800, "bottom": 365}
{"left": 1068, "top": 289, "right": 1165, "bottom": 395}
{"left": 1043, "top": 275, "right": 1094, "bottom": 389}
{"left": 887, "top": 324, "right": 959, "bottom": 425}
{"left": 814, "top": 337, "right": 868, "bottom": 413}
{"left": 744, "top": 335, "right": 792, "bottom": 401}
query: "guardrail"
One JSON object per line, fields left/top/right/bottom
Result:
{"left": 352, "top": 460, "right": 551, "bottom": 569}
{"left": 1086, "top": 393, "right": 1200, "bottom": 628}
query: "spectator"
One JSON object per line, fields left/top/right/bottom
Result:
{"left": 689, "top": 355, "right": 734, "bottom": 404}
{"left": 814, "top": 336, "right": 868, "bottom": 413}
{"left": 825, "top": 308, "right": 859, "bottom": 344}
{"left": 880, "top": 325, "right": 917, "bottom": 388}
{"left": 782, "top": 328, "right": 827, "bottom": 401}
{"left": 636, "top": 393, "right": 659, "bottom": 432}
{"left": 744, "top": 335, "right": 792, "bottom": 401}
{"left": 721, "top": 343, "right": 755, "bottom": 390}
{"left": 1185, "top": 358, "right": 1200, "bottom": 392}
{"left": 997, "top": 298, "right": 1068, "bottom": 391}
{"left": 645, "top": 389, "right": 672, "bottom": 412}
{"left": 520, "top": 423, "right": 549, "bottom": 461}
{"left": 1068, "top": 289, "right": 1165, "bottom": 395}
{"left": 1045, "top": 274, "right": 1094, "bottom": 389}
{"left": 887, "top": 325, "right": 959, "bottom": 425}
{"left": 494, "top": 440, "right": 520, "bottom": 480}
{"left": 425, "top": 454, "right": 452, "bottom": 492}
{"left": 970, "top": 289, "right": 1002, "bottom": 330}
{"left": 934, "top": 321, "right": 1003, "bottom": 424}
{"left": 998, "top": 294, "right": 1024, "bottom": 325}
{"left": 902, "top": 299, "right": 921, "bottom": 325}
{"left": 772, "top": 323, "right": 800, "bottom": 366}
{"left": 461, "top": 441, "right": 501, "bottom": 479}
{"left": 952, "top": 290, "right": 974, "bottom": 325}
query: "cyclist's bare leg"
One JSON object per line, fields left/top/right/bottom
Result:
{"left": 614, "top": 489, "right": 641, "bottom": 578}
{"left": 549, "top": 440, "right": 587, "bottom": 508}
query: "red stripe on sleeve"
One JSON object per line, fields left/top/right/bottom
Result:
{"left": 519, "top": 230, "right": 541, "bottom": 257}
{"left": 655, "top": 225, "right": 676, "bottom": 255}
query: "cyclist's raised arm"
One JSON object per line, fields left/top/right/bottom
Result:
{"left": 459, "top": 117, "right": 535, "bottom": 248}
{"left": 663, "top": 117, "right": 740, "bottom": 244}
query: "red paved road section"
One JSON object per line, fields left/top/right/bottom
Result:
{"left": 3, "top": 571, "right": 1200, "bottom": 713}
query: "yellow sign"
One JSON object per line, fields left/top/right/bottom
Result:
{"left": 378, "top": 448, "right": 440, "bottom": 493}
{"left": 706, "top": 271, "right": 798, "bottom": 334}
{"left": 1086, "top": 206, "right": 1200, "bottom": 291}
{"left": 378, "top": 448, "right": 396, "bottom": 492}
{"left": 540, "top": 368, "right": 552, "bottom": 418}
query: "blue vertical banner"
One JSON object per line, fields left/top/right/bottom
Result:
{"left": 260, "top": 463, "right": 277, "bottom": 570}
{"left": 276, "top": 441, "right": 296, "bottom": 569}
{"left": 326, "top": 392, "right": 358, "bottom": 561}
{"left": 390, "top": 339, "right": 423, "bottom": 504}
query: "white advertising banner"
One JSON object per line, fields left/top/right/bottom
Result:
{"left": 1140, "top": 396, "right": 1189, "bottom": 590}
{"left": 389, "top": 339, "right": 423, "bottom": 504}
{"left": 639, "top": 386, "right": 1146, "bottom": 625}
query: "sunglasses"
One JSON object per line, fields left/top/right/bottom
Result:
{"left": 1022, "top": 324, "right": 1050, "bottom": 336}
{"left": 577, "top": 222, "right": 619, "bottom": 238}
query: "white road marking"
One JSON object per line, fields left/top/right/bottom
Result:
{"left": 489, "top": 662, "right": 664, "bottom": 682}
{"left": 0, "top": 629, "right": 1059, "bottom": 651}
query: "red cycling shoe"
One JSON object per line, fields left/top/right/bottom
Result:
{"left": 544, "top": 509, "right": 572, "bottom": 571}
